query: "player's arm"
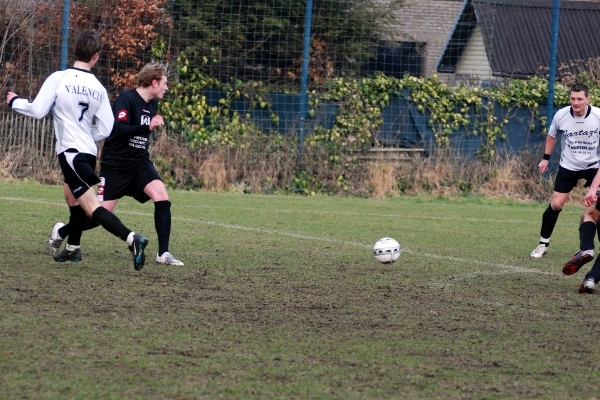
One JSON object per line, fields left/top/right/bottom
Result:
{"left": 538, "top": 135, "right": 557, "bottom": 173}
{"left": 91, "top": 88, "right": 115, "bottom": 142}
{"left": 112, "top": 95, "right": 152, "bottom": 137}
{"left": 584, "top": 108, "right": 600, "bottom": 206}
{"left": 584, "top": 170, "right": 600, "bottom": 207}
{"left": 538, "top": 116, "right": 559, "bottom": 173}
{"left": 114, "top": 114, "right": 163, "bottom": 135}
{"left": 8, "top": 72, "right": 62, "bottom": 119}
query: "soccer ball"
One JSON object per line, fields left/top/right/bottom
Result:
{"left": 373, "top": 237, "right": 401, "bottom": 263}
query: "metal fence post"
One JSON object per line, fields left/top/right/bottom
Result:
{"left": 546, "top": 0, "right": 560, "bottom": 124}
{"left": 297, "top": 0, "right": 314, "bottom": 172}
{"left": 60, "top": 0, "right": 71, "bottom": 70}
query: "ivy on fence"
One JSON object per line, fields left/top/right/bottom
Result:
{"left": 159, "top": 58, "right": 600, "bottom": 162}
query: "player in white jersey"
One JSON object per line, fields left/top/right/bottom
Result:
{"left": 531, "top": 83, "right": 600, "bottom": 262}
{"left": 5, "top": 31, "right": 149, "bottom": 271}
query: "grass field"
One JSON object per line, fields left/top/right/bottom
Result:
{"left": 1, "top": 181, "right": 599, "bottom": 399}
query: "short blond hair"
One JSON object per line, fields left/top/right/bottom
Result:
{"left": 137, "top": 63, "right": 167, "bottom": 87}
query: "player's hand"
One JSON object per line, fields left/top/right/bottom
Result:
{"left": 6, "top": 91, "right": 18, "bottom": 105}
{"left": 538, "top": 159, "right": 549, "bottom": 173}
{"left": 584, "top": 189, "right": 598, "bottom": 207}
{"left": 149, "top": 115, "right": 164, "bottom": 131}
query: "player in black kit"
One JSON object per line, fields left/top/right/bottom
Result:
{"left": 48, "top": 63, "right": 184, "bottom": 266}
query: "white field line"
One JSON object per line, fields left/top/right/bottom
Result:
{"left": 1, "top": 196, "right": 579, "bottom": 320}
{"left": 0, "top": 196, "right": 552, "bottom": 277}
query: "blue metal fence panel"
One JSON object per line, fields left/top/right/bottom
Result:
{"left": 201, "top": 89, "right": 556, "bottom": 168}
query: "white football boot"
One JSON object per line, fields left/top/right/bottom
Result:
{"left": 47, "top": 222, "right": 65, "bottom": 256}
{"left": 530, "top": 243, "right": 548, "bottom": 258}
{"left": 156, "top": 252, "right": 184, "bottom": 266}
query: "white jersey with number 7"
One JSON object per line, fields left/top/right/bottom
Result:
{"left": 11, "top": 67, "right": 114, "bottom": 156}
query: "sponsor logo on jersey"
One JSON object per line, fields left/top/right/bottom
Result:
{"left": 143, "top": 109, "right": 150, "bottom": 113}
{"left": 129, "top": 136, "right": 148, "bottom": 149}
{"left": 569, "top": 145, "right": 596, "bottom": 151}
{"left": 117, "top": 110, "right": 128, "bottom": 121}
{"left": 141, "top": 115, "right": 151, "bottom": 125}
{"left": 560, "top": 128, "right": 599, "bottom": 138}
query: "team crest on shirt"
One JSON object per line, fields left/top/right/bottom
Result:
{"left": 141, "top": 115, "right": 151, "bottom": 125}
{"left": 117, "top": 109, "right": 128, "bottom": 121}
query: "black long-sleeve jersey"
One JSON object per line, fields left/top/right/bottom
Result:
{"left": 100, "top": 89, "right": 156, "bottom": 169}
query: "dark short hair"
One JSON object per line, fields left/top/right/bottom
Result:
{"left": 137, "top": 63, "right": 168, "bottom": 87}
{"left": 74, "top": 31, "right": 101, "bottom": 63}
{"left": 571, "top": 82, "right": 589, "bottom": 97}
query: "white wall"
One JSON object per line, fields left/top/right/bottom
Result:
{"left": 454, "top": 26, "right": 495, "bottom": 85}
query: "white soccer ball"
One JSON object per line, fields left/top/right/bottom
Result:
{"left": 373, "top": 237, "right": 401, "bottom": 263}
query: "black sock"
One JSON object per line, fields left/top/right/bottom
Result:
{"left": 540, "top": 204, "right": 561, "bottom": 240}
{"left": 580, "top": 221, "right": 597, "bottom": 251}
{"left": 58, "top": 224, "right": 68, "bottom": 239}
{"left": 58, "top": 216, "right": 99, "bottom": 239}
{"left": 66, "top": 205, "right": 86, "bottom": 246}
{"left": 92, "top": 206, "right": 131, "bottom": 241}
{"left": 155, "top": 200, "right": 171, "bottom": 255}
{"left": 584, "top": 258, "right": 600, "bottom": 283}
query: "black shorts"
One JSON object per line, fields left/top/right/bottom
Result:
{"left": 99, "top": 159, "right": 162, "bottom": 204}
{"left": 58, "top": 150, "right": 100, "bottom": 199}
{"left": 554, "top": 165, "right": 598, "bottom": 193}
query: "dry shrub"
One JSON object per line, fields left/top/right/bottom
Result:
{"left": 149, "top": 136, "right": 597, "bottom": 204}
{"left": 0, "top": 146, "right": 62, "bottom": 184}
{"left": 149, "top": 132, "right": 201, "bottom": 188}
{"left": 406, "top": 148, "right": 557, "bottom": 202}
{"left": 0, "top": 132, "right": 575, "bottom": 205}
{"left": 412, "top": 150, "right": 467, "bottom": 196}
{"left": 228, "top": 181, "right": 248, "bottom": 194}
{"left": 225, "top": 135, "right": 297, "bottom": 194}
{"left": 476, "top": 151, "right": 548, "bottom": 202}
{"left": 558, "top": 56, "right": 600, "bottom": 88}
{"left": 0, "top": 147, "right": 25, "bottom": 181}
{"left": 31, "top": 156, "right": 62, "bottom": 185}
{"left": 123, "top": 132, "right": 298, "bottom": 194}
{"left": 413, "top": 158, "right": 452, "bottom": 195}
{"left": 366, "top": 162, "right": 398, "bottom": 199}
{"left": 477, "top": 159, "right": 521, "bottom": 195}
{"left": 140, "top": 137, "right": 580, "bottom": 203}
{"left": 198, "top": 153, "right": 228, "bottom": 192}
